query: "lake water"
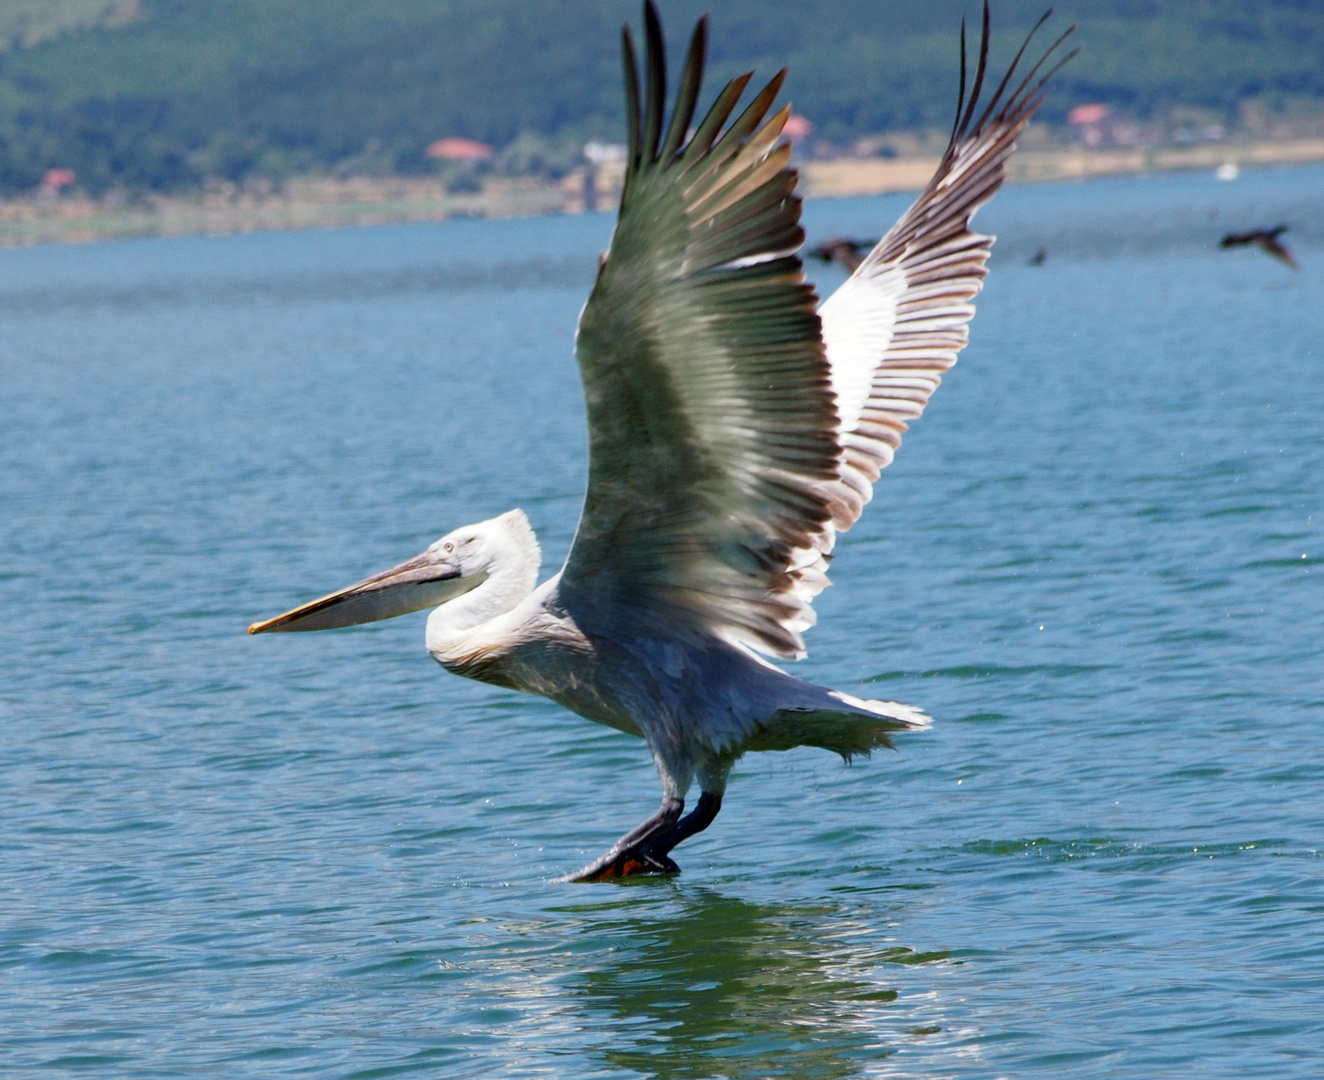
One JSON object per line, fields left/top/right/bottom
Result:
{"left": 2, "top": 163, "right": 1321, "bottom": 1078}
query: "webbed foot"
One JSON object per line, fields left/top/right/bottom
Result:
{"left": 559, "top": 797, "right": 684, "bottom": 882}
{"left": 568, "top": 846, "right": 681, "bottom": 882}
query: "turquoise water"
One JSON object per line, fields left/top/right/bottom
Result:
{"left": 2, "top": 164, "right": 1321, "bottom": 1078}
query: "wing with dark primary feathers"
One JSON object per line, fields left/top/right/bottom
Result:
{"left": 560, "top": 1, "right": 838, "bottom": 660}
{"left": 561, "top": 2, "right": 1074, "bottom": 663}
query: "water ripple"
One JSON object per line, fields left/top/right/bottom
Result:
{"left": 2, "top": 167, "right": 1323, "bottom": 1077}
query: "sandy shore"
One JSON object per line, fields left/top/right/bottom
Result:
{"left": 802, "top": 137, "right": 1324, "bottom": 197}
{"left": 0, "top": 175, "right": 573, "bottom": 247}
{"left": 3, "top": 138, "right": 1322, "bottom": 247}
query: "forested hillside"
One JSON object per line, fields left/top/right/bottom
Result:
{"left": 0, "top": 0, "right": 1321, "bottom": 194}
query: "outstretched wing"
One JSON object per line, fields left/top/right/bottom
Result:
{"left": 560, "top": 3, "right": 839, "bottom": 660}
{"left": 819, "top": 4, "right": 1076, "bottom": 529}
{"left": 560, "top": 3, "right": 1073, "bottom": 662}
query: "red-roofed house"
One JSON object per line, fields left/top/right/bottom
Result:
{"left": 782, "top": 114, "right": 814, "bottom": 141}
{"left": 425, "top": 138, "right": 494, "bottom": 162}
{"left": 1067, "top": 104, "right": 1112, "bottom": 147}
{"left": 41, "top": 168, "right": 76, "bottom": 192}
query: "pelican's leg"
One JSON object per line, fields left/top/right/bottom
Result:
{"left": 564, "top": 797, "right": 684, "bottom": 882}
{"left": 639, "top": 790, "right": 722, "bottom": 867}
{"left": 563, "top": 791, "right": 726, "bottom": 883}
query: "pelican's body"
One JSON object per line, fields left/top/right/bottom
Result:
{"left": 417, "top": 511, "right": 922, "bottom": 794}
{"left": 251, "top": 3, "right": 1072, "bottom": 880}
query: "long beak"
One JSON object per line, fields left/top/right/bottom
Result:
{"left": 248, "top": 550, "right": 487, "bottom": 634}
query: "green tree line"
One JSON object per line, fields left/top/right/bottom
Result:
{"left": 0, "top": 0, "right": 1321, "bottom": 195}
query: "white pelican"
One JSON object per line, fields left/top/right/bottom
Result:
{"left": 251, "top": 3, "right": 1074, "bottom": 881}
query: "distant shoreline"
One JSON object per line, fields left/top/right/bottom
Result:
{"left": 803, "top": 137, "right": 1324, "bottom": 197}
{"left": 2, "top": 138, "right": 1322, "bottom": 248}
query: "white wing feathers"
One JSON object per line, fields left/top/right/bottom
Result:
{"left": 820, "top": 6, "right": 1077, "bottom": 531}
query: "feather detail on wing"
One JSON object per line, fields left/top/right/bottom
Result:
{"left": 561, "top": 3, "right": 1073, "bottom": 664}
{"left": 561, "top": 2, "right": 838, "bottom": 660}
{"left": 818, "top": 3, "right": 1077, "bottom": 531}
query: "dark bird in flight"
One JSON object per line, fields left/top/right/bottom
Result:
{"left": 807, "top": 237, "right": 879, "bottom": 273}
{"left": 1220, "top": 225, "right": 1298, "bottom": 268}
{"left": 1028, "top": 247, "right": 1047, "bottom": 265}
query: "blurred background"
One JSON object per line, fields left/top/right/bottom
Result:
{"left": 1, "top": 0, "right": 1323, "bottom": 239}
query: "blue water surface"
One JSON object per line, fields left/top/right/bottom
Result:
{"left": 1, "top": 163, "right": 1321, "bottom": 1078}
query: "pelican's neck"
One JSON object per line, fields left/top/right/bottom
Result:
{"left": 425, "top": 520, "right": 541, "bottom": 653}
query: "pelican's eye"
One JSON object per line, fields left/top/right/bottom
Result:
{"left": 443, "top": 542, "right": 454, "bottom": 553}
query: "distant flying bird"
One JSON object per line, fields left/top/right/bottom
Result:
{"left": 1029, "top": 247, "right": 1047, "bottom": 265}
{"left": 1220, "top": 225, "right": 1298, "bottom": 268}
{"left": 807, "top": 237, "right": 879, "bottom": 273}
{"left": 251, "top": 3, "right": 1074, "bottom": 882}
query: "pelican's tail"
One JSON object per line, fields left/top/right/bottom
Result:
{"left": 750, "top": 685, "right": 931, "bottom": 760}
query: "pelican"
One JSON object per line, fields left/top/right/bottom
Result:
{"left": 251, "top": 3, "right": 1074, "bottom": 881}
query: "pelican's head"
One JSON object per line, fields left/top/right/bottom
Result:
{"left": 248, "top": 509, "right": 538, "bottom": 634}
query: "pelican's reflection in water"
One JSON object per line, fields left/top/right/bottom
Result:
{"left": 556, "top": 888, "right": 947, "bottom": 1080}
